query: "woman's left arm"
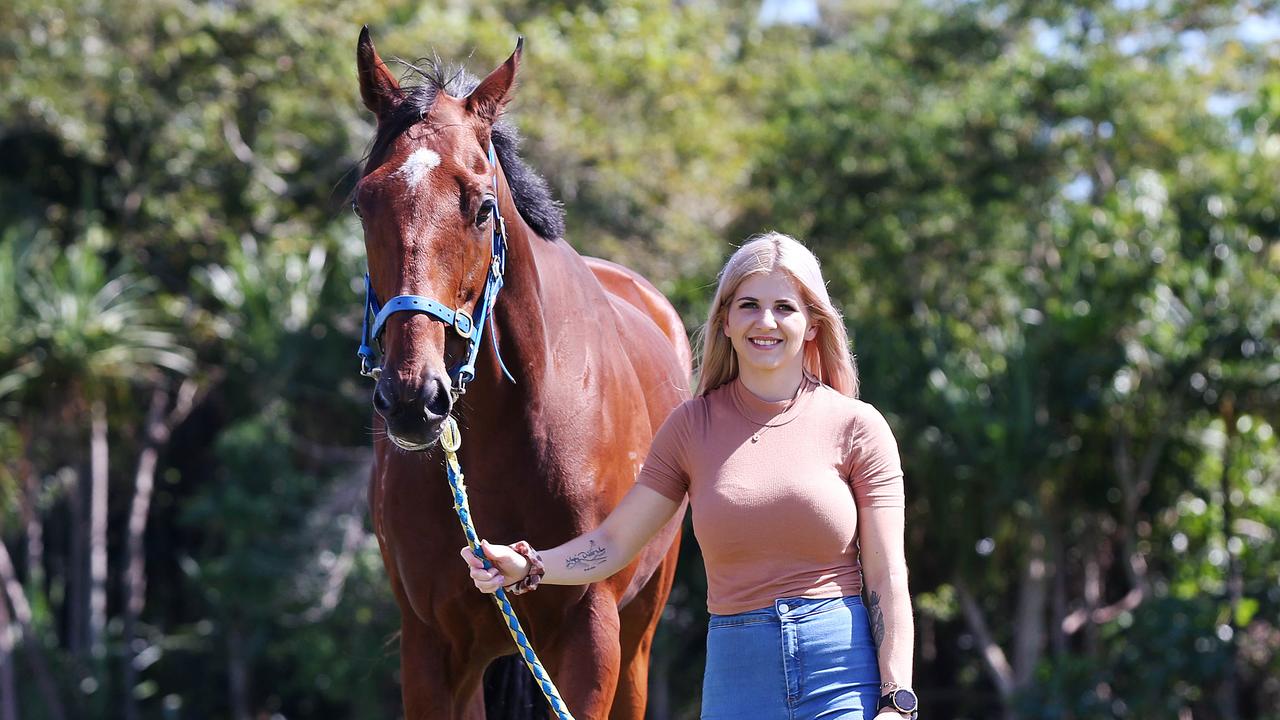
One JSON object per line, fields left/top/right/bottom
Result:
{"left": 859, "top": 504, "right": 914, "bottom": 713}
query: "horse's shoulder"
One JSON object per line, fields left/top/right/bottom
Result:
{"left": 581, "top": 256, "right": 670, "bottom": 317}
{"left": 580, "top": 255, "right": 692, "bottom": 375}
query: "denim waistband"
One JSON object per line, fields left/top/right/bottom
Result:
{"left": 709, "top": 595, "right": 864, "bottom": 627}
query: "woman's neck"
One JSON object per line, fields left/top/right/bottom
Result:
{"left": 736, "top": 363, "right": 806, "bottom": 402}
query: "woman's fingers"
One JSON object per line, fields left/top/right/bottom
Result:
{"left": 479, "top": 540, "right": 512, "bottom": 569}
{"left": 460, "top": 540, "right": 533, "bottom": 594}
{"left": 460, "top": 554, "right": 503, "bottom": 593}
{"left": 471, "top": 568, "right": 505, "bottom": 593}
{"left": 458, "top": 544, "right": 511, "bottom": 594}
{"left": 480, "top": 540, "right": 528, "bottom": 577}
{"left": 459, "top": 545, "right": 485, "bottom": 569}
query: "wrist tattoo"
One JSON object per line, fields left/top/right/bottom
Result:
{"left": 565, "top": 540, "right": 607, "bottom": 572}
{"left": 868, "top": 590, "right": 886, "bottom": 649}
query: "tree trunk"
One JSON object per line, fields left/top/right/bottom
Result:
{"left": 1050, "top": 533, "right": 1067, "bottom": 660}
{"left": 0, "top": 589, "right": 16, "bottom": 720}
{"left": 1218, "top": 396, "right": 1240, "bottom": 720}
{"left": 955, "top": 580, "right": 1016, "bottom": 706}
{"left": 123, "top": 381, "right": 196, "bottom": 720}
{"left": 228, "top": 622, "right": 251, "bottom": 720}
{"left": 959, "top": 507, "right": 1052, "bottom": 720}
{"left": 1062, "top": 423, "right": 1164, "bottom": 640}
{"left": 89, "top": 400, "right": 109, "bottom": 657}
{"left": 1012, "top": 528, "right": 1048, "bottom": 690}
{"left": 67, "top": 465, "right": 86, "bottom": 656}
{"left": 19, "top": 426, "right": 44, "bottom": 592}
{"left": 122, "top": 434, "right": 161, "bottom": 720}
{"left": 0, "top": 539, "right": 67, "bottom": 720}
{"left": 1081, "top": 541, "right": 1101, "bottom": 658}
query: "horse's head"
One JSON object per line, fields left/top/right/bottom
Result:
{"left": 354, "top": 28, "right": 520, "bottom": 450}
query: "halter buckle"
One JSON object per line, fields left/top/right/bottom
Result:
{"left": 454, "top": 309, "right": 474, "bottom": 338}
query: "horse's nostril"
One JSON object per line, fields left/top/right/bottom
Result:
{"left": 424, "top": 376, "right": 451, "bottom": 419}
{"left": 373, "top": 381, "right": 395, "bottom": 415}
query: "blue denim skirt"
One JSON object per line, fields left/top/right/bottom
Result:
{"left": 702, "top": 596, "right": 881, "bottom": 720}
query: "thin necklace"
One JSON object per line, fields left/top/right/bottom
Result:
{"left": 733, "top": 376, "right": 811, "bottom": 444}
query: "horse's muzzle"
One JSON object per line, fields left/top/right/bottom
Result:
{"left": 373, "top": 374, "right": 452, "bottom": 450}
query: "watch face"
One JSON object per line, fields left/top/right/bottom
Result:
{"left": 894, "top": 689, "right": 919, "bottom": 712}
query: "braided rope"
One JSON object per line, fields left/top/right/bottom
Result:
{"left": 441, "top": 417, "right": 576, "bottom": 720}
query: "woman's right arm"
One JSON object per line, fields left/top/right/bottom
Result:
{"left": 460, "top": 484, "right": 682, "bottom": 593}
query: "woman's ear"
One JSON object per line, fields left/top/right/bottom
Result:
{"left": 805, "top": 322, "right": 819, "bottom": 341}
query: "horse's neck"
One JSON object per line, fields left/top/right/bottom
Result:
{"left": 463, "top": 197, "right": 553, "bottom": 427}
{"left": 464, "top": 173, "right": 607, "bottom": 444}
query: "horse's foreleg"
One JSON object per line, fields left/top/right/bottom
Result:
{"left": 611, "top": 548, "right": 680, "bottom": 720}
{"left": 539, "top": 589, "right": 623, "bottom": 720}
{"left": 400, "top": 614, "right": 486, "bottom": 720}
{"left": 610, "top": 624, "right": 655, "bottom": 720}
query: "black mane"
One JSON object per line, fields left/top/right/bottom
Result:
{"left": 367, "top": 59, "right": 566, "bottom": 241}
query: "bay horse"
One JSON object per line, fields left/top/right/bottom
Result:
{"left": 353, "top": 28, "right": 691, "bottom": 720}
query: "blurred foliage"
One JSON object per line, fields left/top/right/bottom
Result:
{"left": 1, "top": 0, "right": 1278, "bottom": 719}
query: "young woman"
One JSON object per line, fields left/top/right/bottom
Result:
{"left": 461, "top": 233, "right": 917, "bottom": 719}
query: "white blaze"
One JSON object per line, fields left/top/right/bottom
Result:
{"left": 396, "top": 148, "right": 442, "bottom": 189}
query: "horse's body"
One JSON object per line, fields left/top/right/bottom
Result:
{"left": 355, "top": 30, "right": 689, "bottom": 719}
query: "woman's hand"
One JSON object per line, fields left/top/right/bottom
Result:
{"left": 459, "top": 540, "right": 529, "bottom": 594}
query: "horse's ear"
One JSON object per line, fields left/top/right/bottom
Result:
{"left": 357, "top": 26, "right": 402, "bottom": 118}
{"left": 467, "top": 37, "right": 523, "bottom": 125}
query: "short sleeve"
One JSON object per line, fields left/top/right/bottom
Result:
{"left": 635, "top": 400, "right": 694, "bottom": 502}
{"left": 842, "top": 403, "right": 905, "bottom": 508}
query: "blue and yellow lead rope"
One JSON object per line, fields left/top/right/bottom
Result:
{"left": 441, "top": 416, "right": 576, "bottom": 720}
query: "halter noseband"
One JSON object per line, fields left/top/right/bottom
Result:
{"left": 356, "top": 141, "right": 516, "bottom": 393}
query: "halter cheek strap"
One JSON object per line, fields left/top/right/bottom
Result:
{"left": 356, "top": 141, "right": 517, "bottom": 392}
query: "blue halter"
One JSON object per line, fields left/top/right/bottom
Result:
{"left": 357, "top": 142, "right": 517, "bottom": 392}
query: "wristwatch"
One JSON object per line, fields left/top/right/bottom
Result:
{"left": 878, "top": 687, "right": 919, "bottom": 719}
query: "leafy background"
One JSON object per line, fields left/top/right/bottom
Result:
{"left": 1, "top": 1, "right": 1277, "bottom": 718}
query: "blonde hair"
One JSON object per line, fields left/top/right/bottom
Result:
{"left": 694, "top": 232, "right": 859, "bottom": 398}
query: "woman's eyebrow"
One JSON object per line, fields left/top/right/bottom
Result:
{"left": 735, "top": 295, "right": 799, "bottom": 305}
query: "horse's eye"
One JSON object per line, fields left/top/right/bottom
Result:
{"left": 475, "top": 197, "right": 496, "bottom": 227}
{"left": 352, "top": 199, "right": 363, "bottom": 219}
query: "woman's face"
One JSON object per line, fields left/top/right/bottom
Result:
{"left": 723, "top": 270, "right": 817, "bottom": 376}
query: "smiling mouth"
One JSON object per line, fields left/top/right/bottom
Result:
{"left": 749, "top": 337, "right": 782, "bottom": 348}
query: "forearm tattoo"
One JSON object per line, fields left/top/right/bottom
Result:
{"left": 565, "top": 540, "right": 607, "bottom": 572}
{"left": 867, "top": 590, "right": 886, "bottom": 649}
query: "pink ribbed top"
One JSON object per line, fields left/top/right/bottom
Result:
{"left": 636, "top": 375, "right": 904, "bottom": 615}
